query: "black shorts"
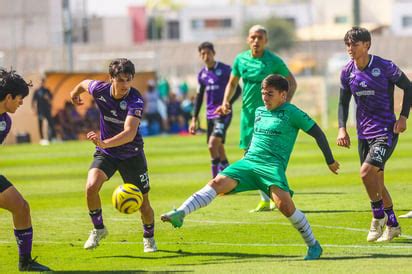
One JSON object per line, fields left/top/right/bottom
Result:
{"left": 90, "top": 150, "right": 150, "bottom": 194}
{"left": 206, "top": 115, "right": 232, "bottom": 144}
{"left": 358, "top": 134, "right": 398, "bottom": 170}
{"left": 0, "top": 175, "right": 13, "bottom": 193}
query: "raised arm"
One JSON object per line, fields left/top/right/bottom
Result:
{"left": 88, "top": 115, "right": 140, "bottom": 149}
{"left": 70, "top": 80, "right": 93, "bottom": 106}
{"left": 306, "top": 123, "right": 340, "bottom": 174}
{"left": 393, "top": 72, "right": 412, "bottom": 133}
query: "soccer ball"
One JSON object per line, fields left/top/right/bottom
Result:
{"left": 112, "top": 184, "right": 143, "bottom": 214}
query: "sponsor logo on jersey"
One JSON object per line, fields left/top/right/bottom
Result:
{"left": 349, "top": 73, "right": 355, "bottom": 79}
{"left": 111, "top": 110, "right": 118, "bottom": 117}
{"left": 0, "top": 121, "right": 6, "bottom": 131}
{"left": 120, "top": 100, "right": 127, "bottom": 110}
{"left": 135, "top": 109, "right": 142, "bottom": 117}
{"left": 103, "top": 115, "right": 124, "bottom": 124}
{"left": 355, "top": 90, "right": 375, "bottom": 96}
{"left": 371, "top": 68, "right": 381, "bottom": 77}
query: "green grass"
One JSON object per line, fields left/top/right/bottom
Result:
{"left": 1, "top": 112, "right": 412, "bottom": 273}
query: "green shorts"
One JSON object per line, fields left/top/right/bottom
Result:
{"left": 220, "top": 158, "right": 293, "bottom": 197}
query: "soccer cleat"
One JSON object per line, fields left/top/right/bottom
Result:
{"left": 376, "top": 225, "right": 401, "bottom": 242}
{"left": 160, "top": 209, "right": 185, "bottom": 228}
{"left": 304, "top": 241, "right": 323, "bottom": 260}
{"left": 367, "top": 214, "right": 387, "bottom": 242}
{"left": 143, "top": 237, "right": 157, "bottom": 252}
{"left": 18, "top": 257, "right": 51, "bottom": 272}
{"left": 84, "top": 227, "right": 108, "bottom": 250}
{"left": 399, "top": 211, "right": 412, "bottom": 218}
{"left": 249, "top": 200, "right": 276, "bottom": 212}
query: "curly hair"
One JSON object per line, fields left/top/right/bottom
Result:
{"left": 0, "top": 68, "right": 32, "bottom": 101}
{"left": 108, "top": 58, "right": 135, "bottom": 79}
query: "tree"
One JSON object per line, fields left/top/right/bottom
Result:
{"left": 244, "top": 17, "right": 295, "bottom": 51}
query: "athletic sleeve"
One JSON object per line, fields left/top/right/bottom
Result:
{"left": 193, "top": 85, "right": 205, "bottom": 119}
{"left": 289, "top": 105, "right": 315, "bottom": 132}
{"left": 0, "top": 114, "right": 11, "bottom": 144}
{"left": 306, "top": 123, "right": 335, "bottom": 165}
{"left": 338, "top": 70, "right": 352, "bottom": 128}
{"left": 394, "top": 72, "right": 412, "bottom": 118}
{"left": 231, "top": 55, "right": 241, "bottom": 77}
{"left": 88, "top": 80, "right": 107, "bottom": 97}
{"left": 127, "top": 94, "right": 144, "bottom": 119}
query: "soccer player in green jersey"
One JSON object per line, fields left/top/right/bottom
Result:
{"left": 217, "top": 24, "right": 298, "bottom": 212}
{"left": 162, "top": 74, "right": 340, "bottom": 260}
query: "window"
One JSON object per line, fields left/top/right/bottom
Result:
{"left": 402, "top": 16, "right": 412, "bottom": 28}
{"left": 191, "top": 18, "right": 232, "bottom": 30}
{"left": 335, "top": 16, "right": 348, "bottom": 24}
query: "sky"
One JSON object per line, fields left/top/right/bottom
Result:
{"left": 85, "top": 0, "right": 230, "bottom": 17}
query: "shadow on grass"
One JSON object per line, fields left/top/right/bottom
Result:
{"left": 322, "top": 253, "right": 412, "bottom": 260}
{"left": 50, "top": 271, "right": 191, "bottom": 273}
{"left": 95, "top": 249, "right": 300, "bottom": 265}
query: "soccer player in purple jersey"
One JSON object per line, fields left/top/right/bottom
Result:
{"left": 70, "top": 58, "right": 157, "bottom": 252}
{"left": 190, "top": 42, "right": 241, "bottom": 178}
{"left": 337, "top": 27, "right": 412, "bottom": 242}
{"left": 0, "top": 68, "right": 51, "bottom": 272}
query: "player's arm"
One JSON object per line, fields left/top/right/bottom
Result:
{"left": 88, "top": 115, "right": 140, "bottom": 149}
{"left": 337, "top": 87, "right": 352, "bottom": 148}
{"left": 216, "top": 74, "right": 240, "bottom": 115}
{"left": 70, "top": 80, "right": 93, "bottom": 106}
{"left": 229, "top": 84, "right": 242, "bottom": 105}
{"left": 306, "top": 123, "right": 340, "bottom": 174}
{"left": 190, "top": 85, "right": 205, "bottom": 134}
{"left": 285, "top": 72, "right": 297, "bottom": 102}
{"left": 393, "top": 72, "right": 412, "bottom": 133}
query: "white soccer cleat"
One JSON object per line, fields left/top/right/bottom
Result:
{"left": 84, "top": 227, "right": 108, "bottom": 250}
{"left": 399, "top": 211, "right": 412, "bottom": 218}
{"left": 143, "top": 237, "right": 157, "bottom": 252}
{"left": 376, "top": 225, "right": 401, "bottom": 242}
{"left": 367, "top": 214, "right": 387, "bottom": 242}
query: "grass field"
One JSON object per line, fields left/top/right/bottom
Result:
{"left": 1, "top": 112, "right": 412, "bottom": 273}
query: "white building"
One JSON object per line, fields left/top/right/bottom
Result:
{"left": 391, "top": 0, "right": 412, "bottom": 36}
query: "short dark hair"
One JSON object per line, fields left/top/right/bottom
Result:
{"left": 262, "top": 74, "right": 289, "bottom": 92}
{"left": 344, "top": 27, "right": 371, "bottom": 45}
{"left": 0, "top": 68, "right": 32, "bottom": 101}
{"left": 198, "top": 41, "right": 215, "bottom": 53}
{"left": 108, "top": 58, "right": 135, "bottom": 78}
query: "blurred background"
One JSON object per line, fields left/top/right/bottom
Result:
{"left": 1, "top": 0, "right": 411, "bottom": 144}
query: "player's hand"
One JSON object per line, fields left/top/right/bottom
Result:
{"left": 214, "top": 102, "right": 231, "bottom": 115}
{"left": 328, "top": 161, "right": 340, "bottom": 174}
{"left": 71, "top": 94, "right": 84, "bottom": 106}
{"left": 393, "top": 115, "right": 407, "bottom": 134}
{"left": 87, "top": 131, "right": 105, "bottom": 148}
{"left": 337, "top": 128, "right": 351, "bottom": 148}
{"left": 189, "top": 119, "right": 197, "bottom": 135}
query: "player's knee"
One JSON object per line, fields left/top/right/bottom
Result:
{"left": 360, "top": 165, "right": 372, "bottom": 179}
{"left": 14, "top": 198, "right": 30, "bottom": 218}
{"left": 85, "top": 180, "right": 100, "bottom": 196}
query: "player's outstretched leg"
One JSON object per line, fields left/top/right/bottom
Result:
{"left": 161, "top": 184, "right": 217, "bottom": 228}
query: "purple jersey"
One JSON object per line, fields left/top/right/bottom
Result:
{"left": 340, "top": 55, "right": 402, "bottom": 140}
{"left": 0, "top": 113, "right": 12, "bottom": 144}
{"left": 88, "top": 80, "right": 144, "bottom": 160}
{"left": 197, "top": 62, "right": 232, "bottom": 119}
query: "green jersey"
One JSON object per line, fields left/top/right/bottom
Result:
{"left": 245, "top": 103, "right": 315, "bottom": 169}
{"left": 232, "top": 49, "right": 290, "bottom": 149}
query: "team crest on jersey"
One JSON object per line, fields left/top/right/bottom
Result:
{"left": 215, "top": 69, "right": 222, "bottom": 76}
{"left": 120, "top": 100, "right": 127, "bottom": 110}
{"left": 371, "top": 68, "right": 381, "bottom": 77}
{"left": 0, "top": 121, "right": 6, "bottom": 131}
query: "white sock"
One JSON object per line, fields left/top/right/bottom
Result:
{"left": 259, "top": 190, "right": 271, "bottom": 202}
{"left": 177, "top": 185, "right": 217, "bottom": 216}
{"left": 288, "top": 209, "right": 316, "bottom": 247}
